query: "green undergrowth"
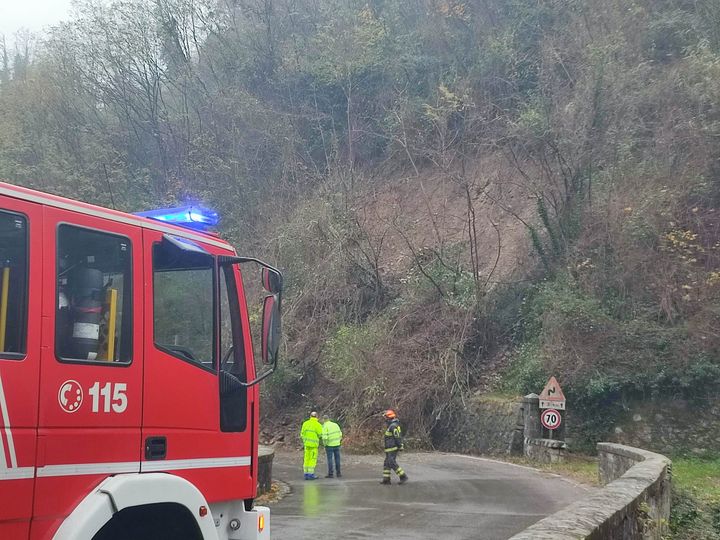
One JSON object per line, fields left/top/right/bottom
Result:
{"left": 500, "top": 272, "right": 720, "bottom": 452}
{"left": 674, "top": 456, "right": 720, "bottom": 500}
{"left": 671, "top": 457, "right": 720, "bottom": 539}
{"left": 324, "top": 318, "right": 389, "bottom": 385}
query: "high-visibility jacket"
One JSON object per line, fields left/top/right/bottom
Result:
{"left": 383, "top": 418, "right": 403, "bottom": 452}
{"left": 300, "top": 417, "right": 323, "bottom": 448}
{"left": 322, "top": 420, "right": 343, "bottom": 447}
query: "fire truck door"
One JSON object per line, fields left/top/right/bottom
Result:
{"left": 0, "top": 196, "right": 41, "bottom": 540}
{"left": 142, "top": 229, "right": 252, "bottom": 502}
{"left": 32, "top": 207, "right": 143, "bottom": 537}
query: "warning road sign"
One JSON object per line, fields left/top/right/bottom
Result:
{"left": 539, "top": 376, "right": 566, "bottom": 410}
{"left": 541, "top": 409, "right": 562, "bottom": 430}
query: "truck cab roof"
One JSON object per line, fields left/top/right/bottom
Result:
{"left": 0, "top": 181, "right": 233, "bottom": 251}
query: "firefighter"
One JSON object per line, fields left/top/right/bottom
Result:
{"left": 381, "top": 409, "right": 408, "bottom": 485}
{"left": 300, "top": 411, "right": 324, "bottom": 480}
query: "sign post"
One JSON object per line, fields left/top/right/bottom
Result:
{"left": 520, "top": 377, "right": 569, "bottom": 462}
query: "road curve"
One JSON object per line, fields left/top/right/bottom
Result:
{"left": 269, "top": 452, "right": 589, "bottom": 540}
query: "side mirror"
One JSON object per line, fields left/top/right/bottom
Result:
{"left": 262, "top": 268, "right": 283, "bottom": 295}
{"left": 261, "top": 294, "right": 281, "bottom": 365}
{"left": 217, "top": 254, "right": 283, "bottom": 386}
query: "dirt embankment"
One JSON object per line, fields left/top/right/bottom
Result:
{"left": 263, "top": 155, "right": 542, "bottom": 446}
{"left": 358, "top": 156, "right": 538, "bottom": 288}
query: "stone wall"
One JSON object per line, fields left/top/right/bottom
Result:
{"left": 442, "top": 393, "right": 569, "bottom": 460}
{"left": 438, "top": 391, "right": 714, "bottom": 462}
{"left": 524, "top": 437, "right": 568, "bottom": 464}
{"left": 510, "top": 443, "right": 671, "bottom": 540}
{"left": 438, "top": 395, "right": 520, "bottom": 454}
{"left": 611, "top": 399, "right": 720, "bottom": 455}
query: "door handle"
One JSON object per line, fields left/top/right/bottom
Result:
{"left": 145, "top": 436, "right": 167, "bottom": 460}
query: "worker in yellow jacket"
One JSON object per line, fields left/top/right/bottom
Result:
{"left": 321, "top": 414, "right": 343, "bottom": 478}
{"left": 300, "top": 411, "right": 324, "bottom": 480}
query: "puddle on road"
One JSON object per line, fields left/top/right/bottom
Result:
{"left": 301, "top": 481, "right": 349, "bottom": 517}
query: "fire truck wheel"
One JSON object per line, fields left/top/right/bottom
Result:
{"left": 92, "top": 502, "right": 203, "bottom": 540}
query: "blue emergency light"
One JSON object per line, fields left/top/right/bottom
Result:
{"left": 135, "top": 205, "right": 219, "bottom": 231}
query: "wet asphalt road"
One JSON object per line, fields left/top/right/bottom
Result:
{"left": 269, "top": 452, "right": 589, "bottom": 539}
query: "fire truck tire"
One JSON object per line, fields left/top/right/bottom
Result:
{"left": 92, "top": 503, "right": 203, "bottom": 540}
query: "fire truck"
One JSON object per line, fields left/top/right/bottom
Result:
{"left": 0, "top": 181, "right": 282, "bottom": 540}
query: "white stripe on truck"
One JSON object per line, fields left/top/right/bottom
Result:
{"left": 27, "top": 456, "right": 252, "bottom": 479}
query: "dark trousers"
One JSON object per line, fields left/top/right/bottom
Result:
{"left": 383, "top": 451, "right": 405, "bottom": 478}
{"left": 326, "top": 446, "right": 341, "bottom": 475}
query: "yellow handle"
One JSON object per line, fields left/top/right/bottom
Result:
{"left": 104, "top": 288, "right": 118, "bottom": 361}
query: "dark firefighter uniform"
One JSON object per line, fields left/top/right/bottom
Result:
{"left": 381, "top": 410, "right": 408, "bottom": 485}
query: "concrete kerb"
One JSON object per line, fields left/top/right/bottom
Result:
{"left": 509, "top": 443, "right": 671, "bottom": 540}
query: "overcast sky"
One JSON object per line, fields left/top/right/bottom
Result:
{"left": 0, "top": 0, "right": 74, "bottom": 40}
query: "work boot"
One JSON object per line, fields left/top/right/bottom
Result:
{"left": 380, "top": 478, "right": 391, "bottom": 485}
{"left": 304, "top": 474, "right": 310, "bottom": 480}
{"left": 308, "top": 474, "right": 318, "bottom": 480}
{"left": 398, "top": 474, "right": 408, "bottom": 485}
{"left": 325, "top": 473, "right": 334, "bottom": 478}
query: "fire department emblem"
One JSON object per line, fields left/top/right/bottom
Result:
{"left": 58, "top": 380, "right": 83, "bottom": 413}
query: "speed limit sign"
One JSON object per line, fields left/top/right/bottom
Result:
{"left": 541, "top": 409, "right": 562, "bottom": 430}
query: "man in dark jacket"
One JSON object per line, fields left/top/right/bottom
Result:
{"left": 381, "top": 409, "right": 408, "bottom": 485}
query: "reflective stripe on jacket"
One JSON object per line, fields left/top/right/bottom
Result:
{"left": 300, "top": 417, "right": 323, "bottom": 448}
{"left": 383, "top": 419, "right": 403, "bottom": 453}
{"left": 322, "top": 420, "right": 343, "bottom": 447}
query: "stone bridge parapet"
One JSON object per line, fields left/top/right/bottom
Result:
{"left": 510, "top": 443, "right": 671, "bottom": 539}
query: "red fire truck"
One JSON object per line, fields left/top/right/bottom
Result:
{"left": 0, "top": 181, "right": 282, "bottom": 540}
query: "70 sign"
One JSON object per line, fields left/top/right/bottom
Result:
{"left": 541, "top": 408, "right": 562, "bottom": 430}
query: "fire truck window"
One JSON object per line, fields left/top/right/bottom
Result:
{"left": 56, "top": 225, "right": 132, "bottom": 364}
{"left": 220, "top": 269, "right": 234, "bottom": 364}
{"left": 153, "top": 241, "right": 215, "bottom": 369}
{"left": 0, "top": 211, "right": 28, "bottom": 359}
{"left": 220, "top": 265, "right": 247, "bottom": 432}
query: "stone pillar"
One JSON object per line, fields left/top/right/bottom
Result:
{"left": 257, "top": 445, "right": 275, "bottom": 495}
{"left": 508, "top": 403, "right": 525, "bottom": 456}
{"left": 522, "top": 393, "right": 568, "bottom": 463}
{"left": 523, "top": 393, "right": 541, "bottom": 440}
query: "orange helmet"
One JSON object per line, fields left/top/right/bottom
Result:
{"left": 383, "top": 409, "right": 397, "bottom": 419}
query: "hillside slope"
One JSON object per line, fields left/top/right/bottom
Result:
{"left": 2, "top": 0, "right": 720, "bottom": 451}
